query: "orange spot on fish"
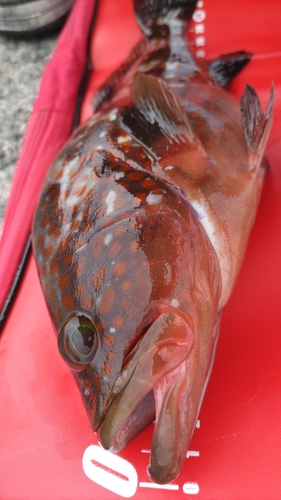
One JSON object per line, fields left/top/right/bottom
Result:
{"left": 108, "top": 241, "right": 122, "bottom": 257}
{"left": 106, "top": 351, "right": 115, "bottom": 361}
{"left": 80, "top": 294, "right": 93, "bottom": 309}
{"left": 153, "top": 186, "right": 164, "bottom": 194}
{"left": 59, "top": 235, "right": 72, "bottom": 252}
{"left": 74, "top": 256, "right": 87, "bottom": 276}
{"left": 49, "top": 289, "right": 56, "bottom": 302}
{"left": 63, "top": 254, "right": 72, "bottom": 266}
{"left": 40, "top": 214, "right": 50, "bottom": 228}
{"left": 77, "top": 284, "right": 87, "bottom": 296}
{"left": 37, "top": 234, "right": 44, "bottom": 250}
{"left": 42, "top": 200, "right": 50, "bottom": 211}
{"left": 59, "top": 273, "right": 69, "bottom": 290}
{"left": 98, "top": 288, "right": 115, "bottom": 315}
{"left": 41, "top": 264, "right": 47, "bottom": 277}
{"left": 102, "top": 363, "right": 112, "bottom": 375}
{"left": 113, "top": 224, "right": 126, "bottom": 238}
{"left": 112, "top": 316, "right": 124, "bottom": 329}
{"left": 84, "top": 188, "right": 94, "bottom": 203}
{"left": 44, "top": 245, "right": 54, "bottom": 258}
{"left": 92, "top": 266, "right": 106, "bottom": 291}
{"left": 70, "top": 220, "right": 80, "bottom": 231}
{"left": 92, "top": 234, "right": 104, "bottom": 258}
{"left": 135, "top": 192, "right": 147, "bottom": 203}
{"left": 83, "top": 207, "right": 90, "bottom": 220}
{"left": 121, "top": 280, "right": 132, "bottom": 291}
{"left": 53, "top": 306, "right": 62, "bottom": 323}
{"left": 103, "top": 334, "right": 114, "bottom": 346}
{"left": 55, "top": 170, "right": 63, "bottom": 180}
{"left": 141, "top": 178, "right": 155, "bottom": 189}
{"left": 62, "top": 295, "right": 74, "bottom": 310}
{"left": 75, "top": 186, "right": 86, "bottom": 197}
{"left": 54, "top": 226, "right": 61, "bottom": 238}
{"left": 72, "top": 204, "right": 79, "bottom": 216}
{"left": 127, "top": 171, "right": 144, "bottom": 181}
{"left": 113, "top": 261, "right": 127, "bottom": 277}
{"left": 50, "top": 258, "right": 58, "bottom": 275}
{"left": 130, "top": 241, "right": 139, "bottom": 252}
{"left": 97, "top": 320, "right": 106, "bottom": 332}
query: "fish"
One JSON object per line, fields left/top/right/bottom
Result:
{"left": 32, "top": 0, "right": 273, "bottom": 485}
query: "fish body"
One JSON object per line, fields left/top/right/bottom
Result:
{"left": 33, "top": 0, "right": 273, "bottom": 484}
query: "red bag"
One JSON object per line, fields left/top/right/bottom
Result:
{"left": 1, "top": 0, "right": 281, "bottom": 498}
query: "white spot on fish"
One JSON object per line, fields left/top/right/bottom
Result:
{"left": 108, "top": 109, "right": 118, "bottom": 121}
{"left": 105, "top": 190, "right": 117, "bottom": 215}
{"left": 171, "top": 299, "right": 179, "bottom": 308}
{"left": 110, "top": 327, "right": 116, "bottom": 333}
{"left": 165, "top": 61, "right": 180, "bottom": 70}
{"left": 115, "top": 171, "right": 125, "bottom": 179}
{"left": 164, "top": 165, "right": 174, "bottom": 171}
{"left": 96, "top": 145, "right": 103, "bottom": 151}
{"left": 147, "top": 192, "right": 163, "bottom": 205}
{"left": 117, "top": 135, "right": 131, "bottom": 144}
{"left": 99, "top": 131, "right": 107, "bottom": 138}
{"left": 104, "top": 233, "right": 113, "bottom": 245}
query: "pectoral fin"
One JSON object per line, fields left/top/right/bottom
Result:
{"left": 241, "top": 84, "right": 274, "bottom": 171}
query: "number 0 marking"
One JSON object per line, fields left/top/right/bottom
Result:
{"left": 183, "top": 482, "right": 200, "bottom": 495}
{"left": 82, "top": 445, "right": 138, "bottom": 498}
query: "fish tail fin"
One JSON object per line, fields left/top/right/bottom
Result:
{"left": 133, "top": 0, "right": 198, "bottom": 37}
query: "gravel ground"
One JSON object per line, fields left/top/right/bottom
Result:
{"left": 0, "top": 33, "right": 58, "bottom": 235}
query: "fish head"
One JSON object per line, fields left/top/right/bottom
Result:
{"left": 49, "top": 203, "right": 220, "bottom": 484}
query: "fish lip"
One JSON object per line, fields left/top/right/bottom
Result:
{"left": 98, "top": 387, "right": 156, "bottom": 453}
{"left": 96, "top": 310, "right": 195, "bottom": 483}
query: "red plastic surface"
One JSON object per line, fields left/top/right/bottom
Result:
{"left": 1, "top": 0, "right": 281, "bottom": 498}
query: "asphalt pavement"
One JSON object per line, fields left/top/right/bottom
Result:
{"left": 0, "top": 33, "right": 57, "bottom": 235}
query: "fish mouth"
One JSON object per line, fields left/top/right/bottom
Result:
{"left": 97, "top": 311, "right": 197, "bottom": 484}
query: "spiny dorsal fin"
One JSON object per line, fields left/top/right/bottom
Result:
{"left": 241, "top": 84, "right": 274, "bottom": 171}
{"left": 208, "top": 51, "right": 251, "bottom": 87}
{"left": 93, "top": 40, "right": 147, "bottom": 112}
{"left": 131, "top": 73, "right": 195, "bottom": 145}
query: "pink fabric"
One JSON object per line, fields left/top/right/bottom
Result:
{"left": 0, "top": 0, "right": 96, "bottom": 316}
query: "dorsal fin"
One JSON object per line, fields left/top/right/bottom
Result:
{"left": 208, "top": 51, "right": 251, "bottom": 87}
{"left": 241, "top": 84, "right": 274, "bottom": 171}
{"left": 119, "top": 74, "right": 204, "bottom": 171}
{"left": 93, "top": 40, "right": 147, "bottom": 112}
{"left": 131, "top": 73, "right": 195, "bottom": 145}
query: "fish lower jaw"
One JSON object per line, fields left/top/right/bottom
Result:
{"left": 96, "top": 310, "right": 197, "bottom": 483}
{"left": 97, "top": 362, "right": 195, "bottom": 484}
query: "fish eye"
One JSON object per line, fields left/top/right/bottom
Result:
{"left": 58, "top": 314, "right": 98, "bottom": 366}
